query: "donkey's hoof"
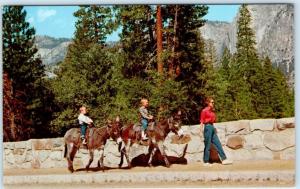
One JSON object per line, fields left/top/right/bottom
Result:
{"left": 148, "top": 163, "right": 153, "bottom": 167}
{"left": 68, "top": 167, "right": 74, "bottom": 173}
{"left": 127, "top": 163, "right": 132, "bottom": 169}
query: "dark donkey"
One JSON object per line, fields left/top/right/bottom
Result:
{"left": 119, "top": 110, "right": 183, "bottom": 168}
{"left": 64, "top": 117, "right": 122, "bottom": 173}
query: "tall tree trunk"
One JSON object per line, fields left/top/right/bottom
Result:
{"left": 9, "top": 111, "right": 17, "bottom": 140}
{"left": 156, "top": 5, "right": 163, "bottom": 74}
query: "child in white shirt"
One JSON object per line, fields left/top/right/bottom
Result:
{"left": 78, "top": 106, "right": 93, "bottom": 145}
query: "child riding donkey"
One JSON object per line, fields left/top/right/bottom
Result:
{"left": 78, "top": 106, "right": 93, "bottom": 145}
{"left": 139, "top": 98, "right": 154, "bottom": 140}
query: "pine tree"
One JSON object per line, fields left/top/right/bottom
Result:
{"left": 165, "top": 5, "right": 209, "bottom": 124}
{"left": 114, "top": 5, "right": 156, "bottom": 78}
{"left": 215, "top": 47, "right": 235, "bottom": 121}
{"left": 229, "top": 4, "right": 264, "bottom": 119}
{"left": 50, "top": 6, "right": 116, "bottom": 134}
{"left": 113, "top": 5, "right": 209, "bottom": 124}
{"left": 3, "top": 6, "right": 48, "bottom": 140}
{"left": 261, "top": 57, "right": 294, "bottom": 118}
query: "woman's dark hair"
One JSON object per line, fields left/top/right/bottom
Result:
{"left": 204, "top": 97, "right": 214, "bottom": 106}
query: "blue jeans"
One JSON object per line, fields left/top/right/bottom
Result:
{"left": 141, "top": 118, "right": 148, "bottom": 131}
{"left": 80, "top": 123, "right": 87, "bottom": 138}
{"left": 203, "top": 124, "right": 226, "bottom": 163}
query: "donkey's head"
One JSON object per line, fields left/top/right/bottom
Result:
{"left": 106, "top": 116, "right": 122, "bottom": 144}
{"left": 168, "top": 110, "right": 184, "bottom": 137}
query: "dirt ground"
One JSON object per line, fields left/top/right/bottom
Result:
{"left": 4, "top": 160, "right": 295, "bottom": 188}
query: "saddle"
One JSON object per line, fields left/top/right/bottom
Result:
{"left": 133, "top": 123, "right": 142, "bottom": 132}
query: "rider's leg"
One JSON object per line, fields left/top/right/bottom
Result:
{"left": 141, "top": 119, "right": 148, "bottom": 140}
{"left": 80, "top": 123, "right": 87, "bottom": 144}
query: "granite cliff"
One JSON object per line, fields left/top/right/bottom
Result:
{"left": 200, "top": 4, "right": 294, "bottom": 86}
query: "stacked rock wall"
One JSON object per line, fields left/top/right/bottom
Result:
{"left": 3, "top": 117, "right": 295, "bottom": 169}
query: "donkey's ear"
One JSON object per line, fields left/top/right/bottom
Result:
{"left": 116, "top": 116, "right": 120, "bottom": 122}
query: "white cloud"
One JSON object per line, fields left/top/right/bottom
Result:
{"left": 27, "top": 16, "right": 35, "bottom": 24}
{"left": 37, "top": 9, "right": 57, "bottom": 22}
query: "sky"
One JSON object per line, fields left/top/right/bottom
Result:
{"left": 24, "top": 5, "right": 240, "bottom": 41}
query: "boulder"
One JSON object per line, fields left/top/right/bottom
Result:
{"left": 180, "top": 125, "right": 192, "bottom": 135}
{"left": 104, "top": 152, "right": 121, "bottom": 168}
{"left": 186, "top": 135, "right": 204, "bottom": 154}
{"left": 20, "top": 162, "right": 32, "bottom": 169}
{"left": 14, "top": 141, "right": 27, "bottom": 149}
{"left": 225, "top": 120, "right": 250, "bottom": 135}
{"left": 186, "top": 153, "right": 202, "bottom": 163}
{"left": 50, "top": 151, "right": 63, "bottom": 161}
{"left": 4, "top": 149, "right": 11, "bottom": 155}
{"left": 52, "top": 138, "right": 64, "bottom": 148}
{"left": 189, "top": 125, "right": 201, "bottom": 135}
{"left": 263, "top": 128, "right": 295, "bottom": 151}
{"left": 32, "top": 139, "right": 53, "bottom": 150}
{"left": 5, "top": 151, "right": 15, "bottom": 165}
{"left": 165, "top": 143, "right": 187, "bottom": 157}
{"left": 4, "top": 142, "right": 15, "bottom": 150}
{"left": 252, "top": 148, "right": 274, "bottom": 160}
{"left": 280, "top": 147, "right": 295, "bottom": 160}
{"left": 129, "top": 143, "right": 149, "bottom": 161}
{"left": 226, "top": 135, "right": 244, "bottom": 149}
{"left": 244, "top": 132, "right": 264, "bottom": 150}
{"left": 24, "top": 150, "right": 33, "bottom": 162}
{"left": 223, "top": 147, "right": 253, "bottom": 161}
{"left": 214, "top": 124, "right": 226, "bottom": 145}
{"left": 31, "top": 156, "right": 41, "bottom": 169}
{"left": 37, "top": 150, "right": 51, "bottom": 162}
{"left": 249, "top": 119, "right": 275, "bottom": 131}
{"left": 276, "top": 117, "right": 295, "bottom": 130}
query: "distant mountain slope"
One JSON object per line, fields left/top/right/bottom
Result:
{"left": 200, "top": 4, "right": 294, "bottom": 86}
{"left": 35, "top": 35, "right": 72, "bottom": 67}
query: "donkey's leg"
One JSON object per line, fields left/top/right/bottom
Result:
{"left": 66, "top": 143, "right": 75, "bottom": 173}
{"left": 124, "top": 139, "right": 132, "bottom": 168}
{"left": 148, "top": 144, "right": 157, "bottom": 167}
{"left": 98, "top": 145, "right": 105, "bottom": 172}
{"left": 157, "top": 142, "right": 170, "bottom": 168}
{"left": 85, "top": 150, "right": 94, "bottom": 171}
{"left": 119, "top": 150, "right": 124, "bottom": 168}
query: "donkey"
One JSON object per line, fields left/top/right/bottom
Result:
{"left": 118, "top": 110, "right": 183, "bottom": 168}
{"left": 63, "top": 117, "right": 122, "bottom": 173}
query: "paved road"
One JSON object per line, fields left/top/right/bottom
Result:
{"left": 4, "top": 160, "right": 295, "bottom": 188}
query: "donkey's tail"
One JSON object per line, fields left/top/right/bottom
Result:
{"left": 64, "top": 143, "right": 67, "bottom": 158}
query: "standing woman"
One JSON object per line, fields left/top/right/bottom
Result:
{"left": 200, "top": 97, "right": 233, "bottom": 166}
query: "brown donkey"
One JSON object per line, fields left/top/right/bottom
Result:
{"left": 64, "top": 117, "right": 122, "bottom": 173}
{"left": 119, "top": 110, "right": 183, "bottom": 168}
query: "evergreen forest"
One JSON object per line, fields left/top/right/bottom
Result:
{"left": 3, "top": 5, "right": 294, "bottom": 141}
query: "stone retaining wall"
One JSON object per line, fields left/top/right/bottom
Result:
{"left": 3, "top": 117, "right": 295, "bottom": 169}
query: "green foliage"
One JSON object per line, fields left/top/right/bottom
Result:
{"left": 47, "top": 4, "right": 293, "bottom": 137}
{"left": 3, "top": 6, "right": 54, "bottom": 141}
{"left": 214, "top": 5, "right": 294, "bottom": 121}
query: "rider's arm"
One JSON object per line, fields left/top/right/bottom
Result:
{"left": 139, "top": 107, "right": 152, "bottom": 120}
{"left": 78, "top": 114, "right": 93, "bottom": 124}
